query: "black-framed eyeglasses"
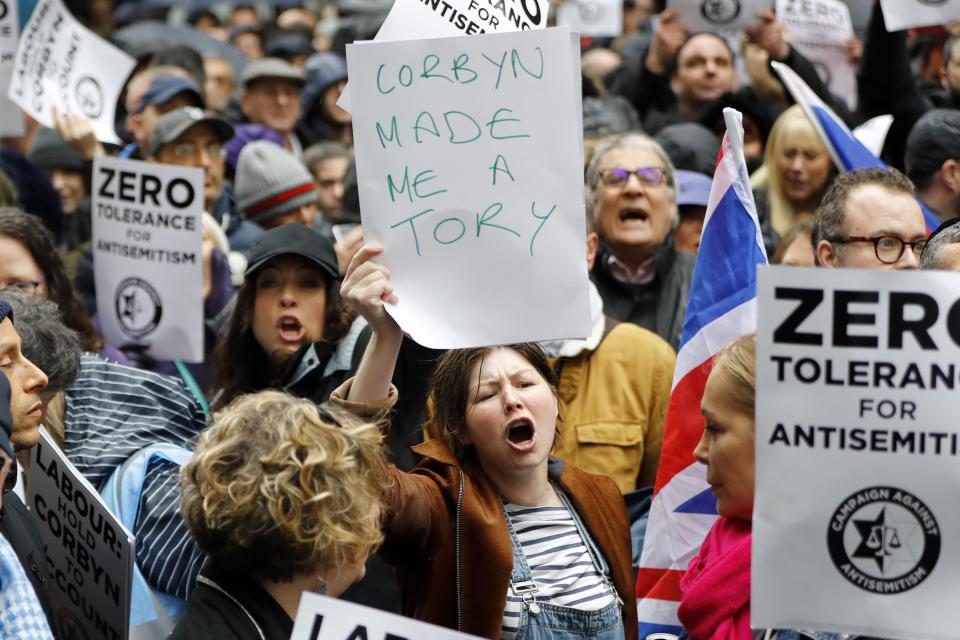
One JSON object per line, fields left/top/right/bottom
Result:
{"left": 829, "top": 235, "right": 928, "bottom": 264}
{"left": 597, "top": 167, "right": 666, "bottom": 188}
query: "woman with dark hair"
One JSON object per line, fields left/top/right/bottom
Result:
{"left": 332, "top": 246, "right": 637, "bottom": 639}
{"left": 210, "top": 222, "right": 355, "bottom": 410}
{"left": 0, "top": 207, "right": 105, "bottom": 355}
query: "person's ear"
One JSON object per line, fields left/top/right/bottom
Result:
{"left": 586, "top": 231, "right": 599, "bottom": 271}
{"left": 941, "top": 159, "right": 960, "bottom": 194}
{"left": 816, "top": 239, "right": 838, "bottom": 268}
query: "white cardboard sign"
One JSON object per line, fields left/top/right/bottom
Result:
{"left": 879, "top": 0, "right": 960, "bottom": 32}
{"left": 92, "top": 156, "right": 204, "bottom": 361}
{"left": 291, "top": 592, "right": 481, "bottom": 640}
{"left": 27, "top": 428, "right": 134, "bottom": 640}
{"left": 0, "top": 0, "right": 24, "bottom": 137}
{"left": 347, "top": 27, "right": 590, "bottom": 349}
{"left": 778, "top": 0, "right": 856, "bottom": 112}
{"left": 557, "top": 0, "right": 623, "bottom": 38}
{"left": 753, "top": 267, "right": 960, "bottom": 640}
{"left": 7, "top": 0, "right": 135, "bottom": 144}
{"left": 668, "top": 0, "right": 773, "bottom": 34}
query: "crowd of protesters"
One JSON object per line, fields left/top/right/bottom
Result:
{"left": 1, "top": 0, "right": 960, "bottom": 639}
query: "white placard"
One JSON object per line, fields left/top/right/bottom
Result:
{"left": 8, "top": 0, "right": 135, "bottom": 144}
{"left": 291, "top": 592, "right": 481, "bottom": 640}
{"left": 347, "top": 28, "right": 590, "bottom": 349}
{"left": 879, "top": 0, "right": 960, "bottom": 32}
{"left": 753, "top": 266, "right": 960, "bottom": 640}
{"left": 92, "top": 156, "right": 204, "bottom": 361}
{"left": 668, "top": 0, "right": 773, "bottom": 33}
{"left": 27, "top": 428, "right": 134, "bottom": 640}
{"left": 338, "top": 0, "right": 549, "bottom": 111}
{"left": 557, "top": 0, "right": 622, "bottom": 37}
{"left": 778, "top": 0, "right": 856, "bottom": 112}
{"left": 0, "top": 0, "right": 23, "bottom": 136}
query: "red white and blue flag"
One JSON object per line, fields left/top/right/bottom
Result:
{"left": 771, "top": 61, "right": 941, "bottom": 232}
{"left": 636, "top": 108, "right": 768, "bottom": 639}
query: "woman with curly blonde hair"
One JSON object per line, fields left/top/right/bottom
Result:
{"left": 171, "top": 391, "right": 390, "bottom": 640}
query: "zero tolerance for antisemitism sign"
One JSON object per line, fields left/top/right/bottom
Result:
{"left": 92, "top": 156, "right": 205, "bottom": 362}
{"left": 667, "top": 0, "right": 773, "bottom": 33}
{"left": 753, "top": 267, "right": 960, "bottom": 640}
{"left": 347, "top": 27, "right": 590, "bottom": 349}
{"left": 27, "top": 428, "right": 134, "bottom": 640}
{"left": 7, "top": 0, "right": 135, "bottom": 144}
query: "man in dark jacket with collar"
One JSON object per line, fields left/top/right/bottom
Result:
{"left": 587, "top": 133, "right": 694, "bottom": 350}
{"left": 0, "top": 300, "right": 59, "bottom": 637}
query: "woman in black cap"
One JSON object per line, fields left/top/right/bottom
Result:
{"left": 211, "top": 224, "right": 436, "bottom": 465}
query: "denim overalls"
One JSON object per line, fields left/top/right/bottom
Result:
{"left": 501, "top": 487, "right": 626, "bottom": 640}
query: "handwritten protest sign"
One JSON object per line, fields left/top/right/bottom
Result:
{"left": 778, "top": 0, "right": 856, "bottom": 112}
{"left": 557, "top": 0, "right": 623, "bottom": 38}
{"left": 292, "top": 592, "right": 481, "bottom": 640}
{"left": 0, "top": 0, "right": 23, "bottom": 136}
{"left": 753, "top": 267, "right": 960, "bottom": 640}
{"left": 7, "top": 0, "right": 135, "bottom": 144}
{"left": 339, "top": 0, "right": 549, "bottom": 111}
{"left": 880, "top": 0, "right": 960, "bottom": 32}
{"left": 668, "top": 0, "right": 772, "bottom": 33}
{"left": 27, "top": 428, "right": 133, "bottom": 640}
{"left": 92, "top": 156, "right": 204, "bottom": 361}
{"left": 347, "top": 28, "right": 590, "bottom": 348}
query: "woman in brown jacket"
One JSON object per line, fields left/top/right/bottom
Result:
{"left": 331, "top": 246, "right": 638, "bottom": 640}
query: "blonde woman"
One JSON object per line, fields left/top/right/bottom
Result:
{"left": 172, "top": 392, "right": 389, "bottom": 640}
{"left": 751, "top": 105, "right": 836, "bottom": 237}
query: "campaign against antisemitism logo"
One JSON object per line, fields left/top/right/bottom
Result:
{"left": 827, "top": 486, "right": 940, "bottom": 595}
{"left": 114, "top": 277, "right": 162, "bottom": 339}
{"left": 700, "top": 0, "right": 740, "bottom": 23}
{"left": 74, "top": 76, "right": 103, "bottom": 118}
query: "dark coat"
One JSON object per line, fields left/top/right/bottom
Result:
{"left": 590, "top": 240, "right": 694, "bottom": 350}
{"left": 0, "top": 490, "right": 62, "bottom": 639}
{"left": 169, "top": 563, "right": 292, "bottom": 640}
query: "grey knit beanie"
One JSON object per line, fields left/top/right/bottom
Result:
{"left": 235, "top": 140, "right": 318, "bottom": 224}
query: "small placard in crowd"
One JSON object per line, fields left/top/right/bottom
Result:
{"left": 0, "top": 0, "right": 23, "bottom": 137}
{"left": 753, "top": 267, "right": 960, "bottom": 640}
{"left": 92, "top": 156, "right": 205, "bottom": 361}
{"left": 667, "top": 0, "right": 773, "bottom": 34}
{"left": 777, "top": 0, "right": 856, "bottom": 112}
{"left": 291, "top": 592, "right": 481, "bottom": 640}
{"left": 879, "top": 0, "right": 960, "bottom": 32}
{"left": 557, "top": 0, "right": 623, "bottom": 38}
{"left": 27, "top": 428, "right": 134, "bottom": 640}
{"left": 347, "top": 27, "right": 590, "bottom": 348}
{"left": 7, "top": 0, "right": 135, "bottom": 144}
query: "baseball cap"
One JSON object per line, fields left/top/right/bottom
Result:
{"left": 242, "top": 57, "right": 306, "bottom": 88}
{"left": 244, "top": 222, "right": 339, "bottom": 281}
{"left": 676, "top": 170, "right": 713, "bottom": 208}
{"left": 147, "top": 107, "right": 235, "bottom": 157}
{"left": 137, "top": 75, "right": 204, "bottom": 113}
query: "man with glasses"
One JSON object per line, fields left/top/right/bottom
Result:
{"left": 814, "top": 168, "right": 927, "bottom": 271}
{"left": 586, "top": 133, "right": 695, "bottom": 349}
{"left": 146, "top": 107, "right": 235, "bottom": 214}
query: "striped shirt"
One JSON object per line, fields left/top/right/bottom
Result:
{"left": 65, "top": 353, "right": 208, "bottom": 599}
{"left": 500, "top": 503, "right": 615, "bottom": 639}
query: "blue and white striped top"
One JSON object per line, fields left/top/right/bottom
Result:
{"left": 500, "top": 502, "right": 615, "bottom": 640}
